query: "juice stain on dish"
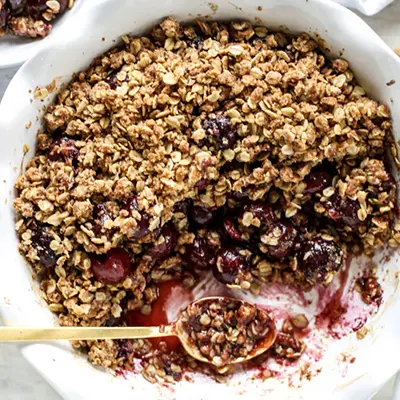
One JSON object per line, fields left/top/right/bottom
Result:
{"left": 124, "top": 254, "right": 381, "bottom": 383}
{"left": 127, "top": 280, "right": 193, "bottom": 351}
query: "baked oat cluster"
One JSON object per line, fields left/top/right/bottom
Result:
{"left": 0, "top": 0, "right": 74, "bottom": 38}
{"left": 14, "top": 18, "right": 399, "bottom": 381}
{"left": 180, "top": 298, "right": 275, "bottom": 368}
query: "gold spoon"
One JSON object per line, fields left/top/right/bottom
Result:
{"left": 0, "top": 297, "right": 277, "bottom": 369}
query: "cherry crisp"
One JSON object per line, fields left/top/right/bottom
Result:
{"left": 14, "top": 18, "right": 399, "bottom": 383}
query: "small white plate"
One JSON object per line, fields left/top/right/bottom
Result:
{"left": 0, "top": 0, "right": 84, "bottom": 69}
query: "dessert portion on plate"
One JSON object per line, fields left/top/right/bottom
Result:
{"left": 0, "top": 0, "right": 74, "bottom": 38}
{"left": 13, "top": 18, "right": 399, "bottom": 383}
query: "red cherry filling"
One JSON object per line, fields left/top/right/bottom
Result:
{"left": 126, "top": 280, "right": 190, "bottom": 351}
{"left": 90, "top": 248, "right": 131, "bottom": 284}
{"left": 223, "top": 217, "right": 243, "bottom": 241}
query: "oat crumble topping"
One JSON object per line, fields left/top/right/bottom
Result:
{"left": 14, "top": 18, "right": 399, "bottom": 383}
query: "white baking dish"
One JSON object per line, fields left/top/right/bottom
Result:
{"left": 1, "top": 0, "right": 400, "bottom": 399}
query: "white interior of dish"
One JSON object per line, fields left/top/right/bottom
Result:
{"left": 1, "top": 0, "right": 400, "bottom": 399}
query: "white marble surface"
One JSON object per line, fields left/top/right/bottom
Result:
{"left": 1, "top": 1, "right": 400, "bottom": 399}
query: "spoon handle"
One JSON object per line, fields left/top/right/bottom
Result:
{"left": 0, "top": 326, "right": 175, "bottom": 342}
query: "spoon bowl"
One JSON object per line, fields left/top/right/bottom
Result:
{"left": 174, "top": 297, "right": 277, "bottom": 370}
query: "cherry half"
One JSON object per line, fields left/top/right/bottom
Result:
{"left": 213, "top": 245, "right": 250, "bottom": 285}
{"left": 182, "top": 237, "right": 214, "bottom": 271}
{"left": 295, "top": 237, "right": 343, "bottom": 284}
{"left": 326, "top": 193, "right": 362, "bottom": 229}
{"left": 90, "top": 248, "right": 131, "bottom": 284}
{"left": 304, "top": 166, "right": 333, "bottom": 195}
{"left": 263, "top": 221, "right": 298, "bottom": 260}
{"left": 240, "top": 201, "right": 276, "bottom": 227}
{"left": 148, "top": 222, "right": 177, "bottom": 260}
{"left": 123, "top": 196, "right": 150, "bottom": 238}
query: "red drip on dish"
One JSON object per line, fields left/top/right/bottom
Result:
{"left": 127, "top": 280, "right": 194, "bottom": 351}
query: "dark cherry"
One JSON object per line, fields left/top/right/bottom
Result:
{"left": 48, "top": 137, "right": 79, "bottom": 164}
{"left": 326, "top": 193, "right": 362, "bottom": 229}
{"left": 213, "top": 246, "right": 250, "bottom": 285}
{"left": 370, "top": 172, "right": 396, "bottom": 199}
{"left": 295, "top": 237, "right": 343, "bottom": 284}
{"left": 192, "top": 106, "right": 201, "bottom": 117}
{"left": 304, "top": 166, "right": 333, "bottom": 195}
{"left": 194, "top": 179, "right": 209, "bottom": 193}
{"left": 93, "top": 203, "right": 111, "bottom": 236}
{"left": 240, "top": 201, "right": 276, "bottom": 227}
{"left": 220, "top": 159, "right": 243, "bottom": 174}
{"left": 25, "top": 0, "right": 47, "bottom": 17}
{"left": 173, "top": 199, "right": 192, "bottom": 215}
{"left": 230, "top": 191, "right": 249, "bottom": 202}
{"left": 123, "top": 196, "right": 150, "bottom": 238}
{"left": 148, "top": 222, "right": 177, "bottom": 260}
{"left": 264, "top": 221, "right": 298, "bottom": 260}
{"left": 356, "top": 276, "right": 383, "bottom": 306}
{"left": 203, "top": 115, "right": 238, "bottom": 150}
{"left": 0, "top": 4, "right": 8, "bottom": 29}
{"left": 117, "top": 340, "right": 134, "bottom": 358}
{"left": 90, "top": 248, "right": 131, "bottom": 284}
{"left": 123, "top": 196, "right": 139, "bottom": 213}
{"left": 187, "top": 315, "right": 204, "bottom": 332}
{"left": 190, "top": 35, "right": 205, "bottom": 48}
{"left": 31, "top": 226, "right": 57, "bottom": 269}
{"left": 7, "top": 0, "right": 25, "bottom": 14}
{"left": 26, "top": 0, "right": 68, "bottom": 17}
{"left": 93, "top": 203, "right": 108, "bottom": 220}
{"left": 284, "top": 49, "right": 295, "bottom": 62}
{"left": 57, "top": 0, "right": 68, "bottom": 14}
{"left": 105, "top": 74, "right": 118, "bottom": 90}
{"left": 381, "top": 172, "right": 396, "bottom": 193}
{"left": 189, "top": 205, "right": 215, "bottom": 228}
{"left": 223, "top": 217, "right": 242, "bottom": 241}
{"left": 182, "top": 237, "right": 214, "bottom": 271}
{"left": 105, "top": 68, "right": 129, "bottom": 90}
{"left": 133, "top": 215, "right": 151, "bottom": 239}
